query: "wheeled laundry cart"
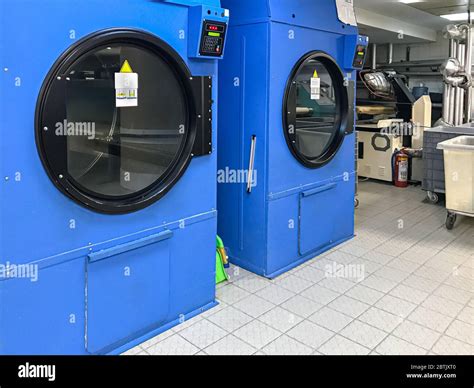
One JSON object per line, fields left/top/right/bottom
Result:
{"left": 438, "top": 136, "right": 474, "bottom": 229}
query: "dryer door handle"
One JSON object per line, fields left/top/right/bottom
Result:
{"left": 302, "top": 183, "right": 337, "bottom": 198}
{"left": 247, "top": 135, "right": 257, "bottom": 193}
{"left": 88, "top": 230, "right": 174, "bottom": 263}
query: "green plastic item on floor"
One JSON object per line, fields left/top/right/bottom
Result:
{"left": 216, "top": 236, "right": 229, "bottom": 285}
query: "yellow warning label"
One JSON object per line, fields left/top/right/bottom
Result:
{"left": 313, "top": 70, "right": 319, "bottom": 78}
{"left": 120, "top": 60, "right": 134, "bottom": 73}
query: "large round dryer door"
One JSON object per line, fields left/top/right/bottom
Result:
{"left": 283, "top": 52, "right": 349, "bottom": 169}
{"left": 36, "top": 29, "right": 200, "bottom": 214}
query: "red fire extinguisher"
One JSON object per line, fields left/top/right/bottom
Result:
{"left": 392, "top": 150, "right": 409, "bottom": 188}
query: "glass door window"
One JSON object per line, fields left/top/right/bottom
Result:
{"left": 283, "top": 52, "right": 349, "bottom": 168}
{"left": 36, "top": 30, "right": 204, "bottom": 213}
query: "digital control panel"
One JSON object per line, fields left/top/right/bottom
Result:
{"left": 199, "top": 21, "right": 227, "bottom": 57}
{"left": 344, "top": 35, "right": 369, "bottom": 70}
{"left": 352, "top": 44, "right": 368, "bottom": 69}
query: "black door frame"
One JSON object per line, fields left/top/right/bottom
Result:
{"left": 282, "top": 51, "right": 350, "bottom": 169}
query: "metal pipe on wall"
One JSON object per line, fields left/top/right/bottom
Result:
{"left": 387, "top": 43, "right": 393, "bottom": 65}
{"left": 454, "top": 87, "right": 460, "bottom": 125}
{"left": 379, "top": 59, "right": 443, "bottom": 68}
{"left": 449, "top": 40, "right": 458, "bottom": 125}
{"left": 457, "top": 43, "right": 466, "bottom": 125}
{"left": 398, "top": 72, "right": 442, "bottom": 77}
{"left": 459, "top": 93, "right": 465, "bottom": 124}
{"left": 449, "top": 84, "right": 456, "bottom": 124}
{"left": 459, "top": 89, "right": 465, "bottom": 125}
{"left": 443, "top": 83, "right": 450, "bottom": 122}
{"left": 449, "top": 39, "right": 456, "bottom": 57}
{"left": 371, "top": 43, "right": 377, "bottom": 70}
{"left": 463, "top": 25, "right": 473, "bottom": 123}
{"left": 440, "top": 24, "right": 474, "bottom": 125}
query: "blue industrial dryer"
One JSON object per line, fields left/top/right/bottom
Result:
{"left": 217, "top": 0, "right": 368, "bottom": 278}
{"left": 0, "top": 0, "right": 229, "bottom": 354}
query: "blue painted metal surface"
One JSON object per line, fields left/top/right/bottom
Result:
{"left": 0, "top": 0, "right": 225, "bottom": 355}
{"left": 218, "top": 0, "right": 360, "bottom": 278}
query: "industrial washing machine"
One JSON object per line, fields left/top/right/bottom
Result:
{"left": 0, "top": 0, "right": 228, "bottom": 354}
{"left": 217, "top": 0, "right": 367, "bottom": 278}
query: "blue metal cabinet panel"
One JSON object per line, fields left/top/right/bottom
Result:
{"left": 266, "top": 195, "right": 299, "bottom": 276}
{"left": 299, "top": 183, "right": 338, "bottom": 256}
{"left": 217, "top": 24, "right": 247, "bottom": 257}
{"left": 222, "top": 0, "right": 358, "bottom": 34}
{"left": 167, "top": 215, "right": 216, "bottom": 318}
{"left": 0, "top": 0, "right": 219, "bottom": 265}
{"left": 331, "top": 167, "right": 356, "bottom": 244}
{"left": 86, "top": 232, "right": 172, "bottom": 354}
{"left": 165, "top": 0, "right": 222, "bottom": 7}
{"left": 221, "top": 0, "right": 270, "bottom": 25}
{"left": 0, "top": 259, "right": 86, "bottom": 355}
{"left": 298, "top": 174, "right": 355, "bottom": 258}
{"left": 217, "top": 23, "right": 270, "bottom": 272}
{"left": 217, "top": 0, "right": 358, "bottom": 278}
{"left": 268, "top": 0, "right": 357, "bottom": 35}
{"left": 267, "top": 22, "right": 356, "bottom": 195}
{"left": 1, "top": 0, "right": 222, "bottom": 354}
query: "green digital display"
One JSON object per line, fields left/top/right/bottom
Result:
{"left": 208, "top": 32, "right": 221, "bottom": 37}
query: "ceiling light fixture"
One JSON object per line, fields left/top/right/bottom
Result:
{"left": 441, "top": 13, "right": 470, "bottom": 22}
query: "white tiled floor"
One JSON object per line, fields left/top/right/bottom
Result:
{"left": 123, "top": 181, "right": 474, "bottom": 356}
